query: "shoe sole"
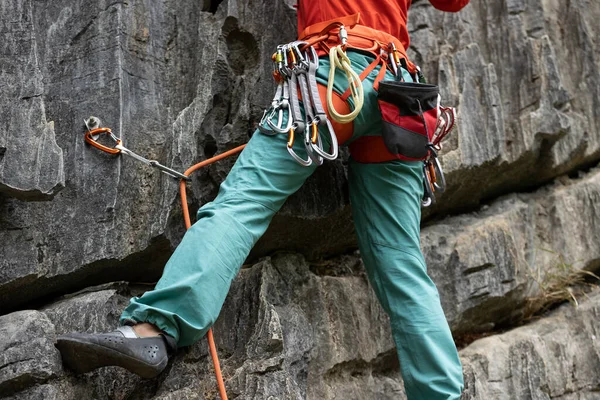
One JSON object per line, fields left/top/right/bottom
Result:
{"left": 56, "top": 337, "right": 168, "bottom": 379}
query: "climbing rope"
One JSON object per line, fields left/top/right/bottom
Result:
{"left": 180, "top": 144, "right": 246, "bottom": 400}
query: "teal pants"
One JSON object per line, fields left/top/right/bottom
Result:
{"left": 121, "top": 52, "right": 463, "bottom": 399}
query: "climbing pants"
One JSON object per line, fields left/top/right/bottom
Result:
{"left": 120, "top": 52, "right": 463, "bottom": 399}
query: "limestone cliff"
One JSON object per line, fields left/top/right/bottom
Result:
{"left": 1, "top": 0, "right": 599, "bottom": 399}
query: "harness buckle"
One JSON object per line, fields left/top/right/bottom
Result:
{"left": 338, "top": 25, "right": 348, "bottom": 48}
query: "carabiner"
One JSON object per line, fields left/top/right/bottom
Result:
{"left": 291, "top": 42, "right": 310, "bottom": 71}
{"left": 266, "top": 104, "right": 292, "bottom": 134}
{"left": 259, "top": 80, "right": 285, "bottom": 135}
{"left": 302, "top": 122, "right": 324, "bottom": 166}
{"left": 432, "top": 156, "right": 446, "bottom": 193}
{"left": 83, "top": 118, "right": 190, "bottom": 181}
{"left": 339, "top": 25, "right": 348, "bottom": 48}
{"left": 422, "top": 162, "right": 435, "bottom": 207}
{"left": 306, "top": 117, "right": 338, "bottom": 161}
{"left": 84, "top": 127, "right": 122, "bottom": 155}
{"left": 287, "top": 125, "right": 312, "bottom": 167}
{"left": 280, "top": 45, "right": 294, "bottom": 77}
{"left": 304, "top": 45, "right": 319, "bottom": 69}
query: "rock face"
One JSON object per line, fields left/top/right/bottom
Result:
{"left": 0, "top": 311, "right": 62, "bottom": 397}
{"left": 461, "top": 290, "right": 600, "bottom": 400}
{"left": 0, "top": 0, "right": 65, "bottom": 200}
{"left": 3, "top": 251, "right": 600, "bottom": 399}
{"left": 2, "top": 0, "right": 599, "bottom": 314}
{"left": 425, "top": 166, "right": 600, "bottom": 335}
{"left": 1, "top": 0, "right": 600, "bottom": 399}
{"left": 3, "top": 260, "right": 404, "bottom": 400}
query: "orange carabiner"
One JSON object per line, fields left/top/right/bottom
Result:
{"left": 84, "top": 127, "right": 122, "bottom": 155}
{"left": 287, "top": 127, "right": 296, "bottom": 148}
{"left": 427, "top": 160, "right": 437, "bottom": 188}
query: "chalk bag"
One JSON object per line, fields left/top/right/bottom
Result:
{"left": 377, "top": 81, "right": 439, "bottom": 161}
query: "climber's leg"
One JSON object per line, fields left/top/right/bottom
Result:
{"left": 348, "top": 159, "right": 463, "bottom": 400}
{"left": 56, "top": 128, "right": 319, "bottom": 377}
{"left": 120, "top": 129, "right": 319, "bottom": 347}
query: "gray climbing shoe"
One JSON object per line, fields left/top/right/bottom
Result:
{"left": 56, "top": 326, "right": 177, "bottom": 378}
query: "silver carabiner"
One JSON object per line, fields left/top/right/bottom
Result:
{"left": 287, "top": 124, "right": 312, "bottom": 167}
{"left": 304, "top": 45, "right": 319, "bottom": 69}
{"left": 422, "top": 163, "right": 435, "bottom": 207}
{"left": 432, "top": 157, "right": 446, "bottom": 193}
{"left": 259, "top": 108, "right": 279, "bottom": 135}
{"left": 291, "top": 42, "right": 310, "bottom": 71}
{"left": 303, "top": 121, "right": 324, "bottom": 166}
{"left": 266, "top": 103, "right": 292, "bottom": 134}
{"left": 306, "top": 117, "right": 338, "bottom": 161}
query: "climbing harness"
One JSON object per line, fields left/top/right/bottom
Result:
{"left": 262, "top": 14, "right": 458, "bottom": 206}
{"left": 84, "top": 118, "right": 190, "bottom": 181}
{"left": 260, "top": 13, "right": 426, "bottom": 168}
{"left": 83, "top": 117, "right": 242, "bottom": 400}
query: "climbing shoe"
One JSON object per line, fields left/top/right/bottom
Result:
{"left": 55, "top": 326, "right": 177, "bottom": 378}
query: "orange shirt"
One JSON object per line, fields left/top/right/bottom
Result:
{"left": 297, "top": 0, "right": 469, "bottom": 50}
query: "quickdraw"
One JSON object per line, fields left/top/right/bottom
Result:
{"left": 83, "top": 117, "right": 190, "bottom": 181}
{"left": 260, "top": 28, "right": 359, "bottom": 167}
{"left": 421, "top": 105, "right": 456, "bottom": 206}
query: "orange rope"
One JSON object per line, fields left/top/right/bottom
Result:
{"left": 179, "top": 144, "right": 246, "bottom": 400}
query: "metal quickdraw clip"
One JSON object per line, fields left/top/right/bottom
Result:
{"left": 386, "top": 42, "right": 401, "bottom": 79}
{"left": 338, "top": 25, "right": 348, "bottom": 49}
{"left": 83, "top": 117, "right": 190, "bottom": 181}
{"left": 421, "top": 145, "right": 446, "bottom": 207}
{"left": 304, "top": 46, "right": 338, "bottom": 161}
{"left": 287, "top": 123, "right": 312, "bottom": 167}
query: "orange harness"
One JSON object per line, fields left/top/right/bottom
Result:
{"left": 298, "top": 13, "right": 423, "bottom": 163}
{"left": 299, "top": 13, "right": 417, "bottom": 90}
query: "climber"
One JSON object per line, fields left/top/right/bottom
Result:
{"left": 56, "top": 1, "right": 470, "bottom": 399}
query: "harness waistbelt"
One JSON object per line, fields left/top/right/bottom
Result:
{"left": 298, "top": 13, "right": 417, "bottom": 73}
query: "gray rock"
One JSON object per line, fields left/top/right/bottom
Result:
{"left": 1, "top": 0, "right": 599, "bottom": 316}
{"left": 215, "top": 255, "right": 403, "bottom": 400}
{"left": 460, "top": 290, "right": 600, "bottom": 400}
{"left": 0, "top": 0, "right": 65, "bottom": 200}
{"left": 41, "top": 282, "right": 132, "bottom": 334}
{"left": 409, "top": 0, "right": 600, "bottom": 213}
{"left": 7, "top": 256, "right": 401, "bottom": 399}
{"left": 4, "top": 382, "right": 77, "bottom": 400}
{"left": 1, "top": 0, "right": 600, "bottom": 398}
{"left": 0, "top": 0, "right": 348, "bottom": 316}
{"left": 0, "top": 311, "right": 62, "bottom": 397}
{"left": 424, "top": 166, "right": 600, "bottom": 334}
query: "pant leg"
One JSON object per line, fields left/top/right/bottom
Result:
{"left": 348, "top": 159, "right": 464, "bottom": 400}
{"left": 120, "top": 130, "right": 317, "bottom": 347}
